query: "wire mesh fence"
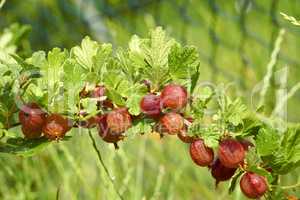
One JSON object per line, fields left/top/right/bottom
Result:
{"left": 77, "top": 0, "right": 300, "bottom": 84}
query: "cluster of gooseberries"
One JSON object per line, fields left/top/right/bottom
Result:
{"left": 189, "top": 138, "right": 268, "bottom": 199}
{"left": 18, "top": 83, "right": 268, "bottom": 199}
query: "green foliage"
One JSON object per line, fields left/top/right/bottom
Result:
{"left": 264, "top": 125, "right": 300, "bottom": 174}
{"left": 0, "top": 25, "right": 299, "bottom": 200}
{"left": 256, "top": 127, "right": 281, "bottom": 157}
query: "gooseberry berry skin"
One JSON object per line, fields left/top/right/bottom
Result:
{"left": 91, "top": 85, "right": 106, "bottom": 98}
{"left": 161, "top": 84, "right": 188, "bottom": 110}
{"left": 21, "top": 126, "right": 43, "bottom": 139}
{"left": 218, "top": 139, "right": 245, "bottom": 168}
{"left": 106, "top": 108, "right": 132, "bottom": 134}
{"left": 140, "top": 94, "right": 161, "bottom": 117}
{"left": 19, "top": 103, "right": 47, "bottom": 138}
{"left": 240, "top": 172, "right": 268, "bottom": 199}
{"left": 189, "top": 139, "right": 214, "bottom": 167}
{"left": 97, "top": 114, "right": 125, "bottom": 144}
{"left": 211, "top": 159, "right": 236, "bottom": 183}
{"left": 159, "top": 112, "right": 184, "bottom": 135}
{"left": 42, "top": 114, "right": 71, "bottom": 140}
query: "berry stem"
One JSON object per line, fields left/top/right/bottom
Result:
{"left": 88, "top": 130, "right": 124, "bottom": 200}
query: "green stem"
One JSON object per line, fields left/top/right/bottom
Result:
{"left": 87, "top": 130, "right": 124, "bottom": 200}
{"left": 281, "top": 182, "right": 300, "bottom": 190}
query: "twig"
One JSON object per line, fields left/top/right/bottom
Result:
{"left": 87, "top": 130, "right": 124, "bottom": 200}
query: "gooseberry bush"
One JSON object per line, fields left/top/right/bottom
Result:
{"left": 0, "top": 25, "right": 300, "bottom": 200}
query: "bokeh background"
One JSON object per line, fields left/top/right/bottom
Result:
{"left": 0, "top": 0, "right": 299, "bottom": 199}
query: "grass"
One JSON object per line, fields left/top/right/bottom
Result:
{"left": 0, "top": 128, "right": 251, "bottom": 200}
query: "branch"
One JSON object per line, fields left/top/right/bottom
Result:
{"left": 87, "top": 129, "right": 124, "bottom": 200}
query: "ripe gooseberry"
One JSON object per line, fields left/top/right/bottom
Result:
{"left": 19, "top": 103, "right": 47, "bottom": 139}
{"left": 211, "top": 158, "right": 236, "bottom": 185}
{"left": 189, "top": 139, "right": 214, "bottom": 167}
{"left": 140, "top": 94, "right": 161, "bottom": 118}
{"left": 218, "top": 139, "right": 245, "bottom": 168}
{"left": 97, "top": 114, "right": 125, "bottom": 149}
{"left": 42, "top": 114, "right": 71, "bottom": 140}
{"left": 161, "top": 84, "right": 188, "bottom": 110}
{"left": 159, "top": 112, "right": 184, "bottom": 135}
{"left": 240, "top": 172, "right": 268, "bottom": 199}
{"left": 106, "top": 108, "right": 132, "bottom": 134}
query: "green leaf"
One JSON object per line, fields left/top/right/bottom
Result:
{"left": 138, "top": 27, "right": 175, "bottom": 90}
{"left": 116, "top": 48, "right": 140, "bottom": 82}
{"left": 125, "top": 83, "right": 148, "bottom": 116}
{"left": 245, "top": 147, "right": 262, "bottom": 167}
{"left": 125, "top": 119, "right": 153, "bottom": 137}
{"left": 281, "top": 125, "right": 300, "bottom": 164}
{"left": 80, "top": 98, "right": 98, "bottom": 115}
{"left": 225, "top": 98, "right": 247, "bottom": 127}
{"left": 268, "top": 125, "right": 300, "bottom": 174}
{"left": 63, "top": 59, "right": 86, "bottom": 114}
{"left": 93, "top": 43, "right": 112, "bottom": 81}
{"left": 106, "top": 88, "right": 126, "bottom": 106}
{"left": 228, "top": 170, "right": 243, "bottom": 194}
{"left": 190, "top": 63, "right": 200, "bottom": 94}
{"left": 256, "top": 127, "right": 280, "bottom": 157}
{"left": 25, "top": 51, "right": 47, "bottom": 67}
{"left": 239, "top": 113, "right": 262, "bottom": 137}
{"left": 0, "top": 136, "right": 71, "bottom": 157}
{"left": 72, "top": 36, "right": 99, "bottom": 70}
{"left": 188, "top": 122, "right": 221, "bottom": 148}
{"left": 168, "top": 44, "right": 199, "bottom": 85}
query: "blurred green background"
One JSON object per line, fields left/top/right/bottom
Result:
{"left": 0, "top": 0, "right": 299, "bottom": 199}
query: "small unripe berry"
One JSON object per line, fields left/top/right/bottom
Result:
{"left": 218, "top": 139, "right": 245, "bottom": 168}
{"left": 211, "top": 159, "right": 236, "bottom": 184}
{"left": 161, "top": 84, "right": 187, "bottom": 110}
{"left": 140, "top": 94, "right": 161, "bottom": 118}
{"left": 189, "top": 139, "right": 214, "bottom": 167}
{"left": 159, "top": 112, "right": 184, "bottom": 135}
{"left": 240, "top": 172, "right": 268, "bottom": 199}
{"left": 42, "top": 114, "right": 71, "bottom": 140}
{"left": 19, "top": 103, "right": 47, "bottom": 139}
{"left": 106, "top": 108, "right": 132, "bottom": 134}
{"left": 91, "top": 85, "right": 106, "bottom": 98}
